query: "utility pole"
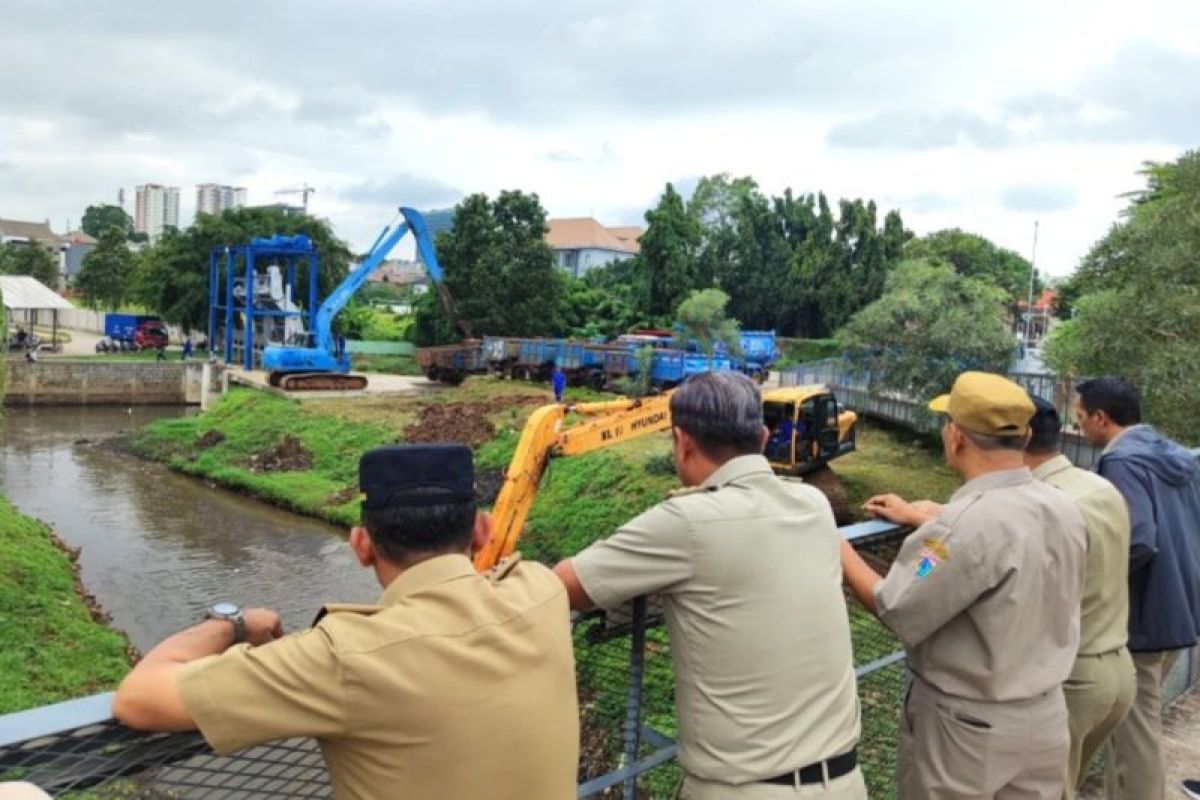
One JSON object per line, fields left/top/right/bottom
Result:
{"left": 1023, "top": 220, "right": 1040, "bottom": 347}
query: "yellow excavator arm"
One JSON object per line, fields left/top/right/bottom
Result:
{"left": 473, "top": 394, "right": 674, "bottom": 571}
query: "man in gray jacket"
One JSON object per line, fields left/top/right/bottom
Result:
{"left": 1074, "top": 377, "right": 1200, "bottom": 800}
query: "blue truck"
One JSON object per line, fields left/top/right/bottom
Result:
{"left": 99, "top": 314, "right": 169, "bottom": 352}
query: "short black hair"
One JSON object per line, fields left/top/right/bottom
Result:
{"left": 960, "top": 428, "right": 1028, "bottom": 452}
{"left": 361, "top": 489, "right": 476, "bottom": 563}
{"left": 1076, "top": 377, "right": 1142, "bottom": 426}
{"left": 669, "top": 371, "right": 763, "bottom": 459}
{"left": 1026, "top": 393, "right": 1062, "bottom": 454}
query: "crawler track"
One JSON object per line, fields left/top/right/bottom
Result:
{"left": 269, "top": 372, "right": 369, "bottom": 391}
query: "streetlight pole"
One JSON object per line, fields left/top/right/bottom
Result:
{"left": 1023, "top": 220, "right": 1040, "bottom": 347}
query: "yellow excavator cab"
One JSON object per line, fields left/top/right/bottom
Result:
{"left": 761, "top": 385, "right": 857, "bottom": 476}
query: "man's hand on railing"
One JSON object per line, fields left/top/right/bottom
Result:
{"left": 863, "top": 493, "right": 937, "bottom": 528}
{"left": 113, "top": 606, "right": 284, "bottom": 733}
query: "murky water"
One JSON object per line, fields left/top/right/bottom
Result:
{"left": 0, "top": 406, "right": 378, "bottom": 652}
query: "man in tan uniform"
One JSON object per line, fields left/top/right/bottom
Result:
{"left": 554, "top": 371, "right": 865, "bottom": 799}
{"left": 1023, "top": 395, "right": 1135, "bottom": 798}
{"left": 841, "top": 372, "right": 1087, "bottom": 799}
{"left": 113, "top": 444, "right": 579, "bottom": 800}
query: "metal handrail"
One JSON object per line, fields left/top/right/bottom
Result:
{"left": 0, "top": 522, "right": 913, "bottom": 798}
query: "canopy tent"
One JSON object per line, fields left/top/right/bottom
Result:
{"left": 0, "top": 275, "right": 74, "bottom": 350}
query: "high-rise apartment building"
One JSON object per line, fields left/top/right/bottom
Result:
{"left": 134, "top": 184, "right": 180, "bottom": 242}
{"left": 196, "top": 184, "right": 248, "bottom": 216}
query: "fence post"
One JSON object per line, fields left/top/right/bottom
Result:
{"left": 622, "top": 596, "right": 648, "bottom": 800}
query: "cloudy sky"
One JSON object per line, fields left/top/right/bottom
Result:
{"left": 2, "top": 0, "right": 1197, "bottom": 276}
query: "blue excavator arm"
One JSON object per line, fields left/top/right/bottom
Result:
{"left": 263, "top": 206, "right": 468, "bottom": 376}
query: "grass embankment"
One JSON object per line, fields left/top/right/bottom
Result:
{"left": 132, "top": 377, "right": 958, "bottom": 798}
{"left": 0, "top": 497, "right": 131, "bottom": 714}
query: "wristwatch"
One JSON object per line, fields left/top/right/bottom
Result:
{"left": 205, "top": 602, "right": 246, "bottom": 645}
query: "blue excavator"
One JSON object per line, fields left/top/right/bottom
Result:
{"left": 263, "top": 206, "right": 470, "bottom": 391}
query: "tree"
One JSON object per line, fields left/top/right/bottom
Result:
{"left": 638, "top": 183, "right": 702, "bottom": 319}
{"left": 1044, "top": 150, "right": 1200, "bottom": 444}
{"left": 675, "top": 288, "right": 741, "bottom": 364}
{"left": 81, "top": 204, "right": 134, "bottom": 241}
{"left": 558, "top": 274, "right": 640, "bottom": 339}
{"left": 839, "top": 259, "right": 1015, "bottom": 402}
{"left": 75, "top": 226, "right": 134, "bottom": 309}
{"left": 130, "top": 207, "right": 353, "bottom": 332}
{"left": 905, "top": 228, "right": 1037, "bottom": 304}
{"left": 414, "top": 190, "right": 562, "bottom": 341}
{"left": 0, "top": 243, "right": 58, "bottom": 286}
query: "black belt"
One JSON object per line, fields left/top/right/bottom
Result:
{"left": 760, "top": 749, "right": 857, "bottom": 786}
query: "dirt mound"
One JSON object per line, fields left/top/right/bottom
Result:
{"left": 196, "top": 429, "right": 226, "bottom": 449}
{"left": 249, "top": 435, "right": 313, "bottom": 473}
{"left": 327, "top": 486, "right": 359, "bottom": 506}
{"left": 403, "top": 396, "right": 543, "bottom": 449}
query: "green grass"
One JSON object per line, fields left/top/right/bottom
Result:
{"left": 350, "top": 353, "right": 422, "bottom": 375}
{"left": 837, "top": 421, "right": 961, "bottom": 514}
{"left": 134, "top": 388, "right": 396, "bottom": 527}
{"left": 0, "top": 496, "right": 131, "bottom": 713}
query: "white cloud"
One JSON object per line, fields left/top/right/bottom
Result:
{"left": 0, "top": 1, "right": 1196, "bottom": 276}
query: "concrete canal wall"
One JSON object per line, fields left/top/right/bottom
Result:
{"left": 3, "top": 360, "right": 219, "bottom": 406}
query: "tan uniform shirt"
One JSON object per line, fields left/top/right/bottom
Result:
{"left": 177, "top": 555, "right": 579, "bottom": 800}
{"left": 1033, "top": 454, "right": 1131, "bottom": 655}
{"left": 571, "top": 455, "right": 860, "bottom": 784}
{"left": 874, "top": 467, "right": 1087, "bottom": 701}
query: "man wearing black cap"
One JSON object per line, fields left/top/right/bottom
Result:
{"left": 113, "top": 444, "right": 579, "bottom": 800}
{"left": 1023, "top": 394, "right": 1135, "bottom": 799}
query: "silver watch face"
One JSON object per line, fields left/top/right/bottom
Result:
{"left": 211, "top": 602, "right": 239, "bottom": 617}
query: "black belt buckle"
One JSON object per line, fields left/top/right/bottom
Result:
{"left": 760, "top": 748, "right": 857, "bottom": 786}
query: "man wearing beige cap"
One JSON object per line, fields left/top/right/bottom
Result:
{"left": 841, "top": 372, "right": 1088, "bottom": 799}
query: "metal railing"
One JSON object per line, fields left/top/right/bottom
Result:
{"left": 0, "top": 522, "right": 909, "bottom": 799}
{"left": 781, "top": 359, "right": 1103, "bottom": 469}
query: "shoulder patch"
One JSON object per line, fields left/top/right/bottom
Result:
{"left": 311, "top": 603, "right": 384, "bottom": 627}
{"left": 484, "top": 553, "right": 523, "bottom": 583}
{"left": 914, "top": 537, "right": 949, "bottom": 580}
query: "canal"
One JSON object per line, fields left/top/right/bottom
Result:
{"left": 0, "top": 406, "right": 378, "bottom": 652}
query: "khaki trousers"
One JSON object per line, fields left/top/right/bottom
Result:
{"left": 1063, "top": 647, "right": 1137, "bottom": 799}
{"left": 1103, "top": 649, "right": 1181, "bottom": 800}
{"left": 679, "top": 767, "right": 867, "bottom": 799}
{"left": 899, "top": 677, "right": 1070, "bottom": 800}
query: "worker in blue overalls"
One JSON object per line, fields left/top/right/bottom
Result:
{"left": 552, "top": 364, "right": 567, "bottom": 404}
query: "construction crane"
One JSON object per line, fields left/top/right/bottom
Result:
{"left": 262, "top": 206, "right": 459, "bottom": 390}
{"left": 275, "top": 183, "right": 316, "bottom": 213}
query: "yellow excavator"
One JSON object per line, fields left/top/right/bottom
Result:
{"left": 473, "top": 384, "right": 857, "bottom": 571}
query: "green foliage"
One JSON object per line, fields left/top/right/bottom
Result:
{"left": 679, "top": 176, "right": 912, "bottom": 339}
{"left": 75, "top": 226, "right": 134, "bottom": 309}
{"left": 415, "top": 191, "right": 562, "bottom": 339}
{"left": 1044, "top": 150, "right": 1200, "bottom": 444}
{"left": 674, "top": 288, "right": 741, "bottom": 361}
{"left": 336, "top": 301, "right": 410, "bottom": 341}
{"left": 0, "top": 243, "right": 58, "bottom": 286}
{"left": 775, "top": 338, "right": 843, "bottom": 367}
{"left": 130, "top": 207, "right": 353, "bottom": 331}
{"left": 638, "top": 183, "right": 703, "bottom": 318}
{"left": 0, "top": 496, "right": 131, "bottom": 713}
{"left": 905, "top": 228, "right": 1037, "bottom": 303}
{"left": 80, "top": 204, "right": 134, "bottom": 240}
{"left": 839, "top": 259, "right": 1015, "bottom": 402}
{"left": 559, "top": 274, "right": 640, "bottom": 339}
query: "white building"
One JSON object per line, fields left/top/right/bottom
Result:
{"left": 134, "top": 183, "right": 180, "bottom": 242}
{"left": 196, "top": 183, "right": 248, "bottom": 216}
{"left": 545, "top": 218, "right": 642, "bottom": 278}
